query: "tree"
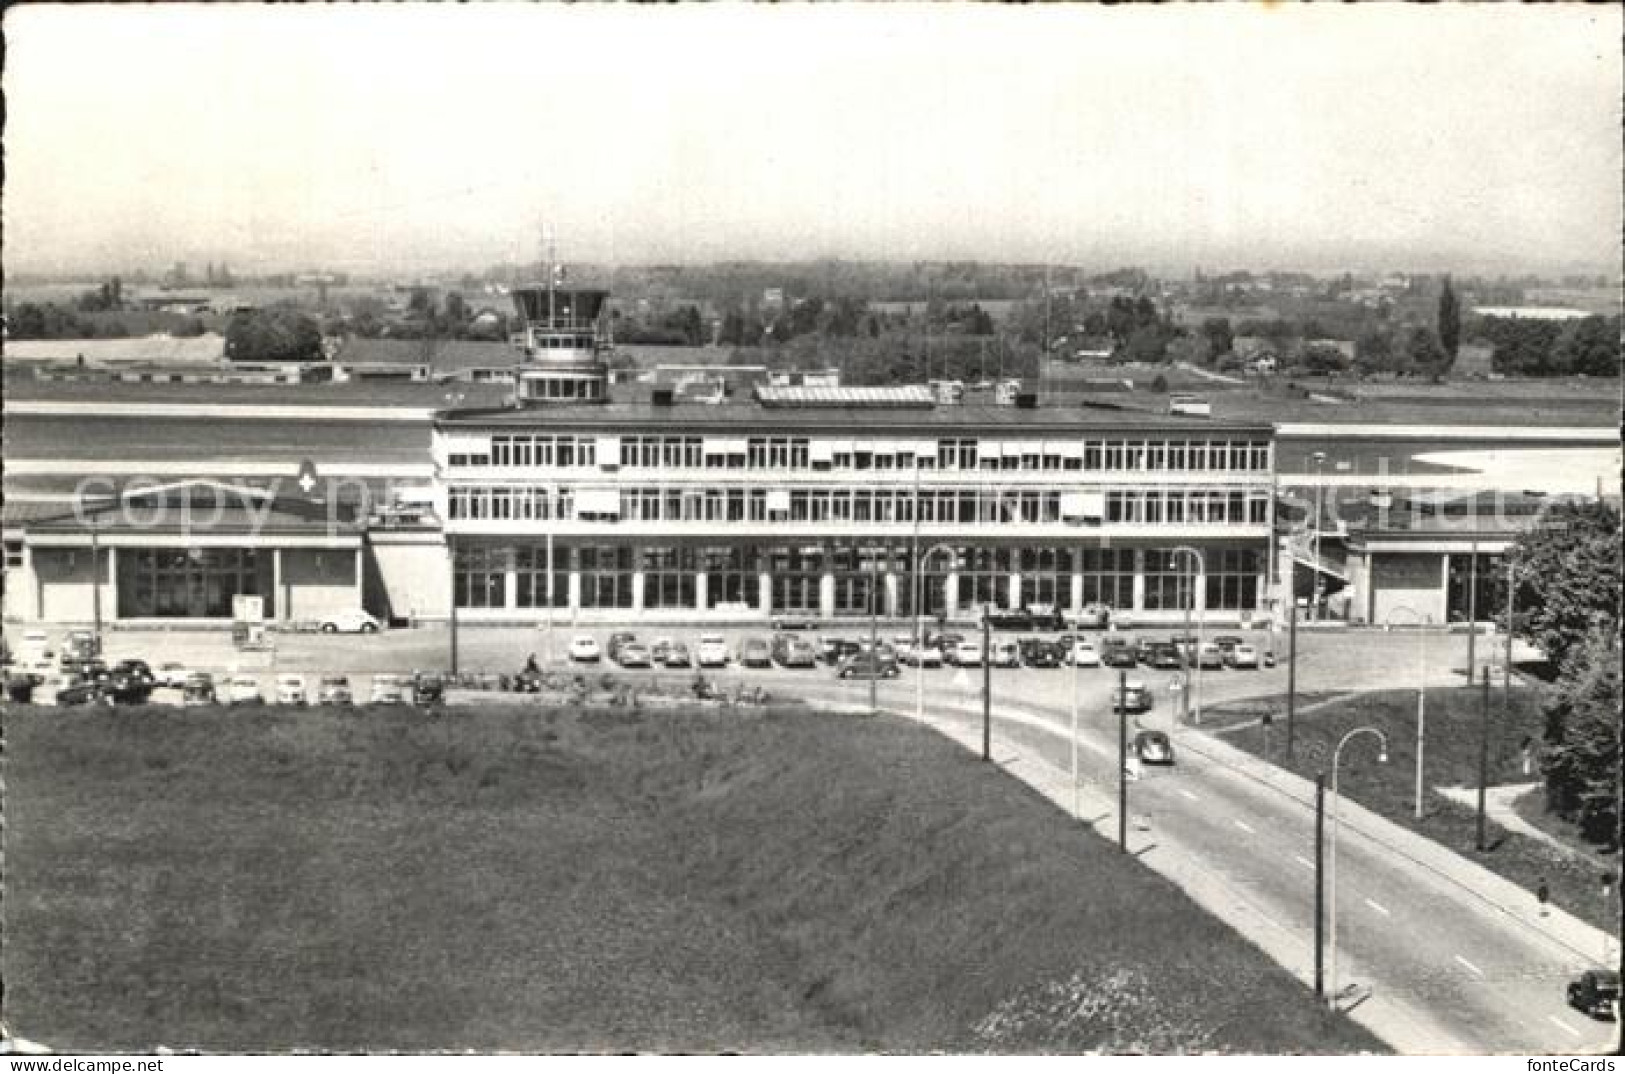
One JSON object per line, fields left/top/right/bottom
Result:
{"left": 1200, "top": 317, "right": 1234, "bottom": 362}
{"left": 1540, "top": 626, "right": 1621, "bottom": 847}
{"left": 1356, "top": 329, "right": 1396, "bottom": 374}
{"left": 1401, "top": 327, "right": 1448, "bottom": 378}
{"left": 1507, "top": 500, "right": 1622, "bottom": 672}
{"left": 1437, "top": 275, "right": 1460, "bottom": 361}
{"left": 1550, "top": 315, "right": 1621, "bottom": 377}
{"left": 224, "top": 307, "right": 324, "bottom": 362}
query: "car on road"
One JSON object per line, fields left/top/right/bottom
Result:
{"left": 648, "top": 638, "right": 673, "bottom": 665}
{"left": 1134, "top": 730, "right": 1175, "bottom": 765}
{"left": 617, "top": 642, "right": 653, "bottom": 669}
{"left": 606, "top": 632, "right": 639, "bottom": 663}
{"left": 1067, "top": 640, "right": 1101, "bottom": 667}
{"left": 1566, "top": 969, "right": 1620, "bottom": 1020}
{"left": 103, "top": 669, "right": 156, "bottom": 706}
{"left": 46, "top": 673, "right": 100, "bottom": 707}
{"left": 319, "top": 609, "right": 380, "bottom": 634}
{"left": 820, "top": 637, "right": 861, "bottom": 665}
{"left": 226, "top": 675, "right": 263, "bottom": 705}
{"left": 926, "top": 631, "right": 964, "bottom": 655}
{"left": 696, "top": 634, "right": 729, "bottom": 668}
{"left": 157, "top": 661, "right": 189, "bottom": 688}
{"left": 567, "top": 635, "right": 602, "bottom": 663}
{"left": 772, "top": 635, "right": 819, "bottom": 668}
{"left": 1226, "top": 644, "right": 1260, "bottom": 669}
{"left": 1212, "top": 635, "right": 1244, "bottom": 659}
{"left": 989, "top": 640, "right": 1021, "bottom": 668}
{"left": 663, "top": 642, "right": 692, "bottom": 669}
{"left": 1196, "top": 641, "right": 1226, "bottom": 670}
{"left": 182, "top": 672, "right": 217, "bottom": 706}
{"left": 837, "top": 651, "right": 900, "bottom": 679}
{"left": 740, "top": 637, "right": 773, "bottom": 668}
{"left": 949, "top": 639, "right": 985, "bottom": 667}
{"left": 316, "top": 675, "right": 354, "bottom": 706}
{"left": 111, "top": 659, "right": 156, "bottom": 686}
{"left": 275, "top": 673, "right": 307, "bottom": 706}
{"left": 369, "top": 674, "right": 410, "bottom": 705}
{"left": 1113, "top": 678, "right": 1152, "bottom": 714}
{"left": 412, "top": 672, "right": 445, "bottom": 706}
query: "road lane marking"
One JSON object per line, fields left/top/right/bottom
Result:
{"left": 1179, "top": 789, "right": 1200, "bottom": 802}
{"left": 1293, "top": 855, "right": 1314, "bottom": 871}
{"left": 1363, "top": 898, "right": 1390, "bottom": 917}
{"left": 1547, "top": 1016, "right": 1581, "bottom": 1038}
{"left": 1454, "top": 955, "right": 1484, "bottom": 978}
{"left": 1234, "top": 820, "right": 1255, "bottom": 834}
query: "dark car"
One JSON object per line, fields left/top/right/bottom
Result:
{"left": 1134, "top": 729, "right": 1175, "bottom": 765}
{"left": 412, "top": 673, "right": 445, "bottom": 706}
{"left": 927, "top": 631, "right": 965, "bottom": 655}
{"left": 985, "top": 610, "right": 1032, "bottom": 632}
{"left": 740, "top": 637, "right": 773, "bottom": 668}
{"left": 1102, "top": 639, "right": 1138, "bottom": 669}
{"left": 837, "top": 651, "right": 900, "bottom": 679}
{"left": 103, "top": 671, "right": 156, "bottom": 705}
{"left": 1147, "top": 644, "right": 1184, "bottom": 671}
{"left": 771, "top": 616, "right": 815, "bottom": 631}
{"left": 1566, "top": 969, "right": 1620, "bottom": 1020}
{"left": 1211, "top": 635, "right": 1244, "bottom": 658}
{"left": 1113, "top": 679, "right": 1153, "bottom": 714}
{"left": 819, "top": 637, "right": 860, "bottom": 665}
{"left": 1019, "top": 639, "right": 1062, "bottom": 668}
{"left": 606, "top": 632, "right": 638, "bottom": 663}
{"left": 111, "top": 659, "right": 156, "bottom": 685}
{"left": 52, "top": 674, "right": 101, "bottom": 707}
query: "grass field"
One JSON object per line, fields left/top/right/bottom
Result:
{"left": 1, "top": 703, "right": 1381, "bottom": 1054}
{"left": 1211, "top": 689, "right": 1621, "bottom": 935}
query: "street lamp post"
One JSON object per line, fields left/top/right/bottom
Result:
{"left": 1168, "top": 546, "right": 1206, "bottom": 724}
{"left": 915, "top": 543, "right": 960, "bottom": 725}
{"left": 1070, "top": 544, "right": 1083, "bottom": 820}
{"left": 1329, "top": 726, "right": 1389, "bottom": 1007}
{"left": 1386, "top": 605, "right": 1430, "bottom": 821}
{"left": 1311, "top": 451, "right": 1327, "bottom": 622}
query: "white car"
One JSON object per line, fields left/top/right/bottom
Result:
{"left": 319, "top": 609, "right": 380, "bottom": 634}
{"left": 696, "top": 634, "right": 729, "bottom": 668}
{"left": 1227, "top": 644, "right": 1260, "bottom": 669}
{"left": 369, "top": 674, "right": 409, "bottom": 704}
{"left": 157, "top": 661, "right": 189, "bottom": 688}
{"left": 902, "top": 645, "right": 943, "bottom": 669}
{"left": 952, "top": 640, "right": 984, "bottom": 667}
{"left": 226, "top": 675, "right": 263, "bottom": 705}
{"left": 1068, "top": 641, "right": 1101, "bottom": 667}
{"left": 568, "top": 635, "right": 602, "bottom": 663}
{"left": 990, "top": 640, "right": 1020, "bottom": 668}
{"left": 275, "top": 673, "right": 307, "bottom": 705}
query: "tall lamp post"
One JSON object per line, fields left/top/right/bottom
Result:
{"left": 1329, "top": 726, "right": 1389, "bottom": 1007}
{"left": 1386, "top": 605, "right": 1430, "bottom": 820}
{"left": 1310, "top": 451, "right": 1327, "bottom": 622}
{"left": 915, "top": 543, "right": 960, "bottom": 724}
{"left": 1168, "top": 545, "right": 1206, "bottom": 724}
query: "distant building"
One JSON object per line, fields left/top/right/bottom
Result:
{"left": 1471, "top": 306, "right": 1591, "bottom": 321}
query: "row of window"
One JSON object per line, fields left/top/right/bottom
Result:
{"left": 448, "top": 542, "right": 1262, "bottom": 613}
{"left": 445, "top": 484, "right": 1271, "bottom": 526}
{"left": 450, "top": 434, "right": 1273, "bottom": 473}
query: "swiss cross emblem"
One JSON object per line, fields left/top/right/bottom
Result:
{"left": 296, "top": 459, "right": 319, "bottom": 495}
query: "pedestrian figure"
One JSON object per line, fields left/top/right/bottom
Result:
{"left": 1537, "top": 877, "right": 1550, "bottom": 917}
{"left": 523, "top": 652, "right": 539, "bottom": 675}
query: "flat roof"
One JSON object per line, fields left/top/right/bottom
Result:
{"left": 435, "top": 399, "right": 1273, "bottom": 434}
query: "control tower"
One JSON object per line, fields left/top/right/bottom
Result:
{"left": 509, "top": 282, "right": 610, "bottom": 404}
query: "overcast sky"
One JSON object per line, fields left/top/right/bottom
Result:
{"left": 5, "top": 3, "right": 1620, "bottom": 277}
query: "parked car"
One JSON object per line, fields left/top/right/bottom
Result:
{"left": 1102, "top": 638, "right": 1138, "bottom": 669}
{"left": 819, "top": 637, "right": 860, "bottom": 665}
{"left": 1147, "top": 644, "right": 1184, "bottom": 671}
{"left": 226, "top": 675, "right": 263, "bottom": 705}
{"left": 950, "top": 640, "right": 985, "bottom": 667}
{"left": 837, "top": 651, "right": 900, "bottom": 679}
{"left": 696, "top": 634, "right": 730, "bottom": 668}
{"left": 1197, "top": 641, "right": 1226, "bottom": 670}
{"left": 1113, "top": 678, "right": 1152, "bottom": 714}
{"left": 319, "top": 609, "right": 380, "bottom": 634}
{"left": 927, "top": 631, "right": 965, "bottom": 655}
{"left": 64, "top": 629, "right": 101, "bottom": 661}
{"left": 1211, "top": 635, "right": 1245, "bottom": 659}
{"left": 47, "top": 673, "right": 100, "bottom": 707}
{"left": 900, "top": 643, "right": 943, "bottom": 668}
{"left": 1134, "top": 729, "right": 1175, "bottom": 765}
{"left": 111, "top": 659, "right": 156, "bottom": 686}
{"left": 1069, "top": 602, "right": 1114, "bottom": 629}
{"left": 157, "top": 661, "right": 189, "bottom": 688}
{"left": 740, "top": 637, "right": 773, "bottom": 668}
{"left": 663, "top": 642, "right": 692, "bottom": 669}
{"left": 182, "top": 672, "right": 217, "bottom": 706}
{"left": 1226, "top": 644, "right": 1260, "bottom": 669}
{"left": 103, "top": 669, "right": 156, "bottom": 706}
{"left": 648, "top": 638, "right": 674, "bottom": 665}
{"left": 1019, "top": 639, "right": 1062, "bottom": 668}
{"left": 275, "top": 673, "right": 307, "bottom": 706}
{"left": 1068, "top": 640, "right": 1101, "bottom": 667}
{"left": 1566, "top": 969, "right": 1620, "bottom": 1020}
{"left": 412, "top": 672, "right": 445, "bottom": 706}
{"left": 985, "top": 610, "right": 1032, "bottom": 632}
{"left": 369, "top": 674, "right": 410, "bottom": 704}
{"left": 316, "top": 675, "right": 354, "bottom": 705}
{"left": 606, "top": 632, "right": 639, "bottom": 663}
{"left": 618, "top": 642, "right": 652, "bottom": 669}
{"left": 772, "top": 635, "right": 819, "bottom": 668}
{"left": 568, "top": 635, "right": 602, "bottom": 663}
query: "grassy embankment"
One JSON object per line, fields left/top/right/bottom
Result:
{"left": 2, "top": 703, "right": 1382, "bottom": 1054}
{"left": 1209, "top": 689, "right": 1620, "bottom": 935}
